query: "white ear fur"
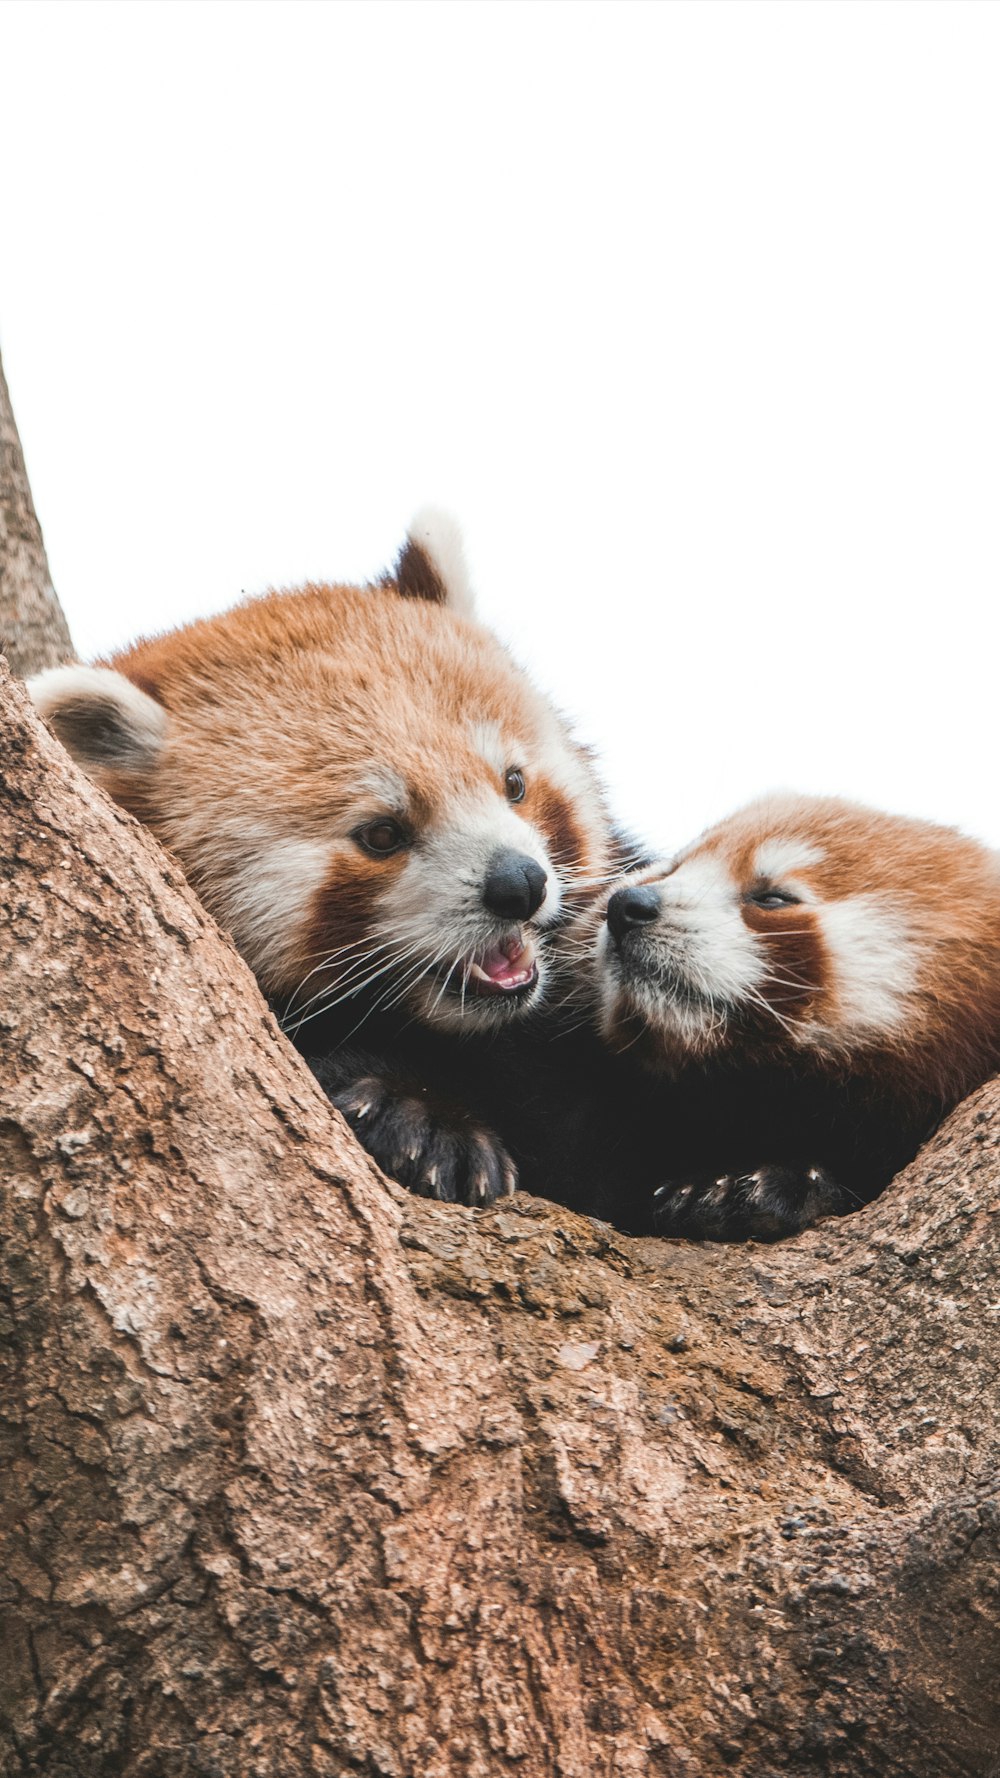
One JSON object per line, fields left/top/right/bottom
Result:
{"left": 27, "top": 665, "right": 168, "bottom": 774}
{"left": 404, "top": 507, "right": 476, "bottom": 617}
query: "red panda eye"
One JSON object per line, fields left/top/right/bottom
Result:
{"left": 355, "top": 818, "right": 408, "bottom": 857}
{"left": 747, "top": 888, "right": 801, "bottom": 909}
{"left": 505, "top": 768, "right": 526, "bottom": 804}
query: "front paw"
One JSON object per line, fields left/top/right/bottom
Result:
{"left": 331, "top": 1073, "right": 516, "bottom": 1207}
{"left": 652, "top": 1163, "right": 853, "bottom": 1243}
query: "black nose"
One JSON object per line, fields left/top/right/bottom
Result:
{"left": 482, "top": 850, "right": 548, "bottom": 921}
{"left": 607, "top": 883, "right": 662, "bottom": 944}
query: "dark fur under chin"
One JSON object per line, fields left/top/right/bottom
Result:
{"left": 288, "top": 978, "right": 951, "bottom": 1241}
{"left": 421, "top": 981, "right": 546, "bottom": 1035}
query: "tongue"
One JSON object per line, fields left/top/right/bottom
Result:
{"left": 480, "top": 941, "right": 529, "bottom": 985}
{"left": 469, "top": 934, "right": 537, "bottom": 992}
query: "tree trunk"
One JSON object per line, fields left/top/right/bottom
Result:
{"left": 0, "top": 349, "right": 74, "bottom": 676}
{"left": 2, "top": 659, "right": 999, "bottom": 1778}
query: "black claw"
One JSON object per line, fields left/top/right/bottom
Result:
{"left": 320, "top": 1064, "right": 516, "bottom": 1208}
{"left": 652, "top": 1163, "right": 853, "bottom": 1243}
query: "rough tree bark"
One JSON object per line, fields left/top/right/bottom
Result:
{"left": 2, "top": 655, "right": 1000, "bottom": 1778}
{"left": 0, "top": 348, "right": 74, "bottom": 677}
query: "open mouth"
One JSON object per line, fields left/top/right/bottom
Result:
{"left": 461, "top": 931, "right": 539, "bottom": 1000}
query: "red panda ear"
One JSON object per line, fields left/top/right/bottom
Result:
{"left": 27, "top": 665, "right": 168, "bottom": 784}
{"left": 393, "top": 508, "right": 476, "bottom": 617}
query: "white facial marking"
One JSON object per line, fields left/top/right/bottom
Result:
{"left": 356, "top": 766, "right": 409, "bottom": 811}
{"left": 817, "top": 896, "right": 916, "bottom": 1038}
{"left": 217, "top": 836, "right": 331, "bottom": 987}
{"left": 600, "top": 850, "right": 766, "bottom": 1053}
{"left": 752, "top": 838, "right": 825, "bottom": 882}
{"left": 656, "top": 853, "right": 764, "bottom": 1004}
{"left": 390, "top": 791, "right": 560, "bottom": 925}
{"left": 470, "top": 721, "right": 514, "bottom": 777}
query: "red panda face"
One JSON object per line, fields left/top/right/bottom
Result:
{"left": 30, "top": 518, "right": 613, "bottom": 1037}
{"left": 592, "top": 794, "right": 1000, "bottom": 1094}
{"left": 274, "top": 655, "right": 606, "bottom": 1035}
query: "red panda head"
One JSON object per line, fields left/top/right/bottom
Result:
{"left": 30, "top": 513, "right": 613, "bottom": 1035}
{"left": 593, "top": 794, "right": 1000, "bottom": 1104}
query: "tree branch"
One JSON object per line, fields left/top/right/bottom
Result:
{"left": 0, "top": 347, "right": 74, "bottom": 675}
{"left": 2, "top": 660, "right": 998, "bottom": 1777}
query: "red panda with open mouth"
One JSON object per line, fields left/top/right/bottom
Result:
{"left": 29, "top": 513, "right": 619, "bottom": 1205}
{"left": 588, "top": 794, "right": 1000, "bottom": 1239}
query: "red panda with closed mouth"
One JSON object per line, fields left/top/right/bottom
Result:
{"left": 29, "top": 512, "right": 619, "bottom": 1206}
{"left": 587, "top": 793, "right": 1000, "bottom": 1239}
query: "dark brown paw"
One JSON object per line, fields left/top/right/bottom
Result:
{"left": 332, "top": 1074, "right": 517, "bottom": 1206}
{"left": 652, "top": 1163, "right": 853, "bottom": 1242}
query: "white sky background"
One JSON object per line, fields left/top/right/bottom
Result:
{"left": 1, "top": 0, "right": 998, "bottom": 855}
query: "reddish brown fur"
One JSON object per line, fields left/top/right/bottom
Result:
{"left": 530, "top": 784, "right": 587, "bottom": 890}
{"left": 302, "top": 854, "right": 406, "bottom": 1004}
{"left": 657, "top": 795, "right": 1000, "bottom": 1106}
{"left": 40, "top": 563, "right": 614, "bottom": 1005}
{"left": 740, "top": 900, "right": 827, "bottom": 1017}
